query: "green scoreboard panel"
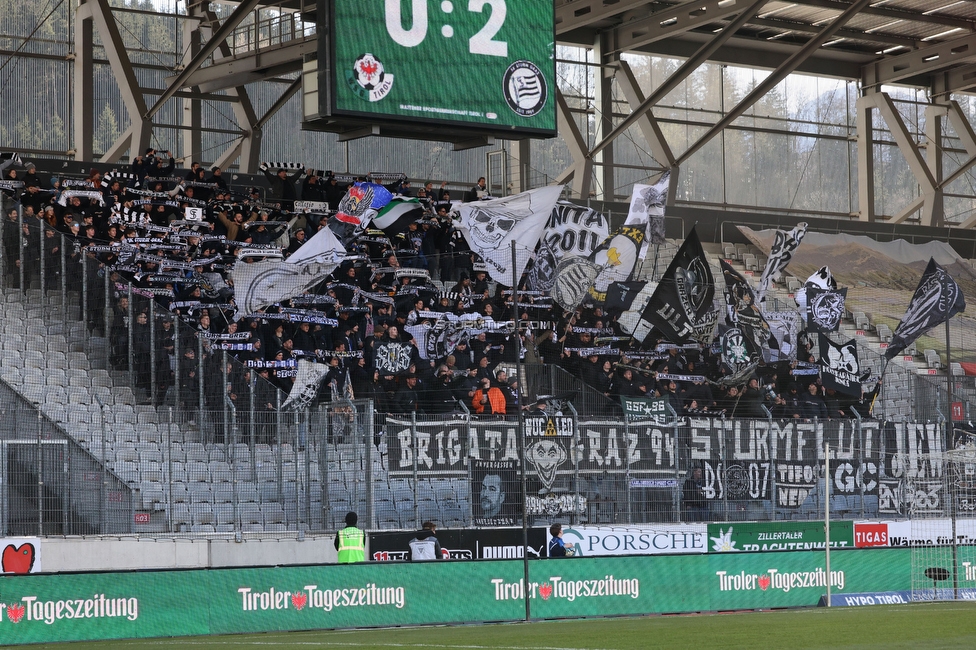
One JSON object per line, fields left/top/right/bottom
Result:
{"left": 322, "top": 0, "right": 556, "bottom": 137}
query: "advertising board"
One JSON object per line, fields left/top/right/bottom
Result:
{"left": 706, "top": 522, "right": 855, "bottom": 552}
{"left": 0, "top": 548, "right": 951, "bottom": 645}
{"left": 325, "top": 0, "right": 556, "bottom": 136}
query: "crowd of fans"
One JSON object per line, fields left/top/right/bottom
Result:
{"left": 0, "top": 152, "right": 874, "bottom": 425}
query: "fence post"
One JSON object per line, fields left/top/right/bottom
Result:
{"left": 566, "top": 402, "right": 580, "bottom": 526}
{"left": 38, "top": 219, "right": 45, "bottom": 299}
{"left": 364, "top": 400, "right": 374, "bottom": 529}
{"left": 36, "top": 408, "right": 43, "bottom": 536}
{"left": 167, "top": 407, "right": 174, "bottom": 534}
{"left": 173, "top": 327, "right": 181, "bottom": 427}
{"left": 222, "top": 350, "right": 230, "bottom": 453}
{"left": 81, "top": 254, "right": 88, "bottom": 349}
{"left": 17, "top": 204, "right": 24, "bottom": 294}
{"left": 412, "top": 411, "right": 419, "bottom": 529}
{"left": 225, "top": 391, "right": 239, "bottom": 536}
{"left": 60, "top": 232, "right": 67, "bottom": 331}
{"left": 197, "top": 336, "right": 205, "bottom": 437}
{"left": 625, "top": 415, "right": 632, "bottom": 525}
{"left": 94, "top": 395, "right": 106, "bottom": 534}
{"left": 103, "top": 268, "right": 111, "bottom": 359}
{"left": 149, "top": 299, "right": 157, "bottom": 406}
{"left": 126, "top": 284, "right": 134, "bottom": 390}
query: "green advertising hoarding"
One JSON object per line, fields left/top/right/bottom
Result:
{"left": 0, "top": 549, "right": 924, "bottom": 646}
{"left": 707, "top": 521, "right": 855, "bottom": 553}
{"left": 327, "top": 0, "right": 556, "bottom": 135}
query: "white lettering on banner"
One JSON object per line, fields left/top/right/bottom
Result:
{"left": 491, "top": 576, "right": 639, "bottom": 602}
{"left": 238, "top": 584, "right": 405, "bottom": 613}
{"left": 0, "top": 594, "right": 139, "bottom": 625}
{"left": 715, "top": 568, "right": 845, "bottom": 592}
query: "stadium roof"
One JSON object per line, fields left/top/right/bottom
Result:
{"left": 554, "top": 0, "right": 976, "bottom": 90}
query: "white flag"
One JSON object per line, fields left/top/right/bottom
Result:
{"left": 756, "top": 223, "right": 807, "bottom": 303}
{"left": 457, "top": 185, "right": 563, "bottom": 287}
{"left": 624, "top": 172, "right": 669, "bottom": 252}
{"left": 281, "top": 360, "right": 330, "bottom": 411}
{"left": 232, "top": 226, "right": 345, "bottom": 316}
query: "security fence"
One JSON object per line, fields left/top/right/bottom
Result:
{"left": 3, "top": 204, "right": 976, "bottom": 536}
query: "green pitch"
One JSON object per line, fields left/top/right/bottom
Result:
{"left": 21, "top": 602, "right": 976, "bottom": 650}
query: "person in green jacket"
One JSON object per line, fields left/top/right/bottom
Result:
{"left": 335, "top": 511, "right": 365, "bottom": 563}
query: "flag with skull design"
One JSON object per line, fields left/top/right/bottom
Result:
{"left": 818, "top": 334, "right": 862, "bottom": 396}
{"left": 457, "top": 185, "right": 564, "bottom": 287}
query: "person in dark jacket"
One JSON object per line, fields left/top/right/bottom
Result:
{"left": 262, "top": 164, "right": 305, "bottom": 210}
{"left": 800, "top": 383, "right": 829, "bottom": 420}
{"left": 408, "top": 521, "right": 444, "bottom": 560}
{"left": 548, "top": 523, "right": 575, "bottom": 557}
{"left": 682, "top": 467, "right": 707, "bottom": 521}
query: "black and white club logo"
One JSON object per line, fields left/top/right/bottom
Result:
{"left": 503, "top": 60, "right": 547, "bottom": 117}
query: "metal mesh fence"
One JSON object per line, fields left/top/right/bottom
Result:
{"left": 3, "top": 199, "right": 976, "bottom": 537}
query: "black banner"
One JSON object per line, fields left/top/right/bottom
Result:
{"left": 471, "top": 460, "right": 521, "bottom": 527}
{"left": 368, "top": 527, "right": 548, "bottom": 561}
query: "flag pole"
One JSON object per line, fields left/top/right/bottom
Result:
{"left": 513, "top": 239, "right": 530, "bottom": 622}
{"left": 946, "top": 318, "right": 953, "bottom": 436}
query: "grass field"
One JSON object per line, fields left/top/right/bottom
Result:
{"left": 20, "top": 602, "right": 976, "bottom": 650}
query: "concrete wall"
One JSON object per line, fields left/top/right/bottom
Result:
{"left": 38, "top": 535, "right": 339, "bottom": 573}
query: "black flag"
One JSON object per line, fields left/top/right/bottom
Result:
{"left": 819, "top": 334, "right": 862, "bottom": 396}
{"left": 633, "top": 228, "right": 714, "bottom": 345}
{"left": 605, "top": 280, "right": 646, "bottom": 313}
{"left": 720, "top": 259, "right": 772, "bottom": 354}
{"left": 806, "top": 287, "right": 847, "bottom": 333}
{"left": 886, "top": 258, "right": 966, "bottom": 360}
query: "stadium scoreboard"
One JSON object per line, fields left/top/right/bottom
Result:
{"left": 310, "top": 0, "right": 557, "bottom": 142}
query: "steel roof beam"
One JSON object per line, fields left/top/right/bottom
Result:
{"left": 589, "top": 0, "right": 769, "bottom": 161}
{"left": 145, "top": 0, "right": 263, "bottom": 119}
{"left": 554, "top": 0, "right": 652, "bottom": 35}
{"left": 674, "top": 0, "right": 872, "bottom": 167}
{"left": 610, "top": 0, "right": 755, "bottom": 54}
{"left": 792, "top": 0, "right": 975, "bottom": 31}
{"left": 863, "top": 32, "right": 976, "bottom": 88}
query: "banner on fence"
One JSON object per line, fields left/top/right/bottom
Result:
{"left": 706, "top": 521, "right": 855, "bottom": 553}
{"left": 555, "top": 525, "right": 707, "bottom": 557}
{"left": 368, "top": 528, "right": 548, "bottom": 561}
{"left": 470, "top": 460, "right": 521, "bottom": 527}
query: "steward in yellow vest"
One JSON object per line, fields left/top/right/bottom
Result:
{"left": 335, "top": 511, "right": 365, "bottom": 563}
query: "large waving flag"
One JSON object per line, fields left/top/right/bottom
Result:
{"left": 457, "top": 185, "right": 563, "bottom": 287}
{"left": 756, "top": 222, "right": 807, "bottom": 303}
{"left": 631, "top": 227, "right": 714, "bottom": 345}
{"left": 720, "top": 259, "right": 772, "bottom": 355}
{"left": 624, "top": 172, "right": 669, "bottom": 251}
{"left": 372, "top": 196, "right": 425, "bottom": 235}
{"left": 885, "top": 258, "right": 966, "bottom": 359}
{"left": 232, "top": 225, "right": 346, "bottom": 316}
{"left": 281, "top": 360, "right": 330, "bottom": 411}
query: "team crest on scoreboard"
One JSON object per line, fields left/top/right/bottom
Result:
{"left": 346, "top": 53, "right": 395, "bottom": 102}
{"left": 503, "top": 60, "right": 547, "bottom": 117}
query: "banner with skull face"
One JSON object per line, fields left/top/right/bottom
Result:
{"left": 805, "top": 287, "right": 847, "bottom": 333}
{"left": 280, "top": 359, "right": 330, "bottom": 411}
{"left": 457, "top": 185, "right": 563, "bottom": 287}
{"left": 818, "top": 334, "right": 862, "bottom": 396}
